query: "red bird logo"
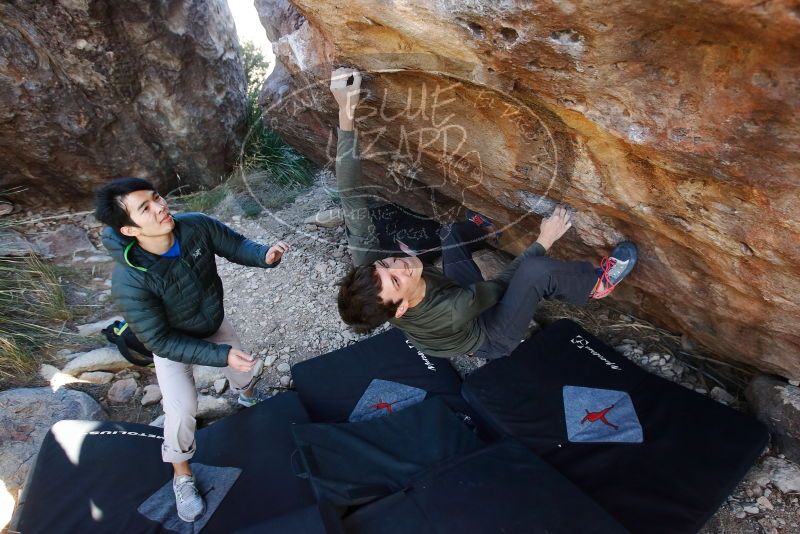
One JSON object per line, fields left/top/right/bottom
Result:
{"left": 580, "top": 404, "right": 619, "bottom": 430}
{"left": 373, "top": 400, "right": 399, "bottom": 413}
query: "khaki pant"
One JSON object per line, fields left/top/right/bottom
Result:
{"left": 154, "top": 318, "right": 261, "bottom": 463}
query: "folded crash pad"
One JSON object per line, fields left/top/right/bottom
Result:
{"left": 13, "top": 392, "right": 333, "bottom": 534}
{"left": 291, "top": 328, "right": 472, "bottom": 423}
{"left": 291, "top": 398, "right": 483, "bottom": 508}
{"left": 461, "top": 319, "right": 769, "bottom": 534}
{"left": 345, "top": 438, "right": 627, "bottom": 534}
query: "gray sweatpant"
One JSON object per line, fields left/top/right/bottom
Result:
{"left": 154, "top": 318, "right": 261, "bottom": 463}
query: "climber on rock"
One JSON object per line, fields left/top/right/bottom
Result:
{"left": 331, "top": 66, "right": 638, "bottom": 360}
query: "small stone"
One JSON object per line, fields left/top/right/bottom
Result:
{"left": 193, "top": 366, "right": 225, "bottom": 389}
{"left": 115, "top": 369, "right": 140, "bottom": 380}
{"left": 756, "top": 496, "right": 773, "bottom": 510}
{"left": 196, "top": 394, "right": 235, "bottom": 420}
{"left": 76, "top": 316, "right": 123, "bottom": 337}
{"left": 280, "top": 375, "right": 291, "bottom": 387}
{"left": 39, "top": 364, "right": 60, "bottom": 381}
{"left": 62, "top": 346, "right": 134, "bottom": 375}
{"left": 264, "top": 354, "right": 278, "bottom": 366}
{"left": 107, "top": 378, "right": 138, "bottom": 404}
{"left": 141, "top": 384, "right": 162, "bottom": 406}
{"left": 710, "top": 386, "right": 736, "bottom": 405}
{"left": 277, "top": 362, "right": 291, "bottom": 373}
{"left": 84, "top": 255, "right": 113, "bottom": 263}
{"left": 695, "top": 388, "right": 708, "bottom": 395}
{"left": 735, "top": 511, "right": 747, "bottom": 519}
{"left": 0, "top": 201, "right": 13, "bottom": 217}
{"left": 789, "top": 380, "right": 799, "bottom": 387}
{"left": 149, "top": 414, "right": 165, "bottom": 428}
{"left": 748, "top": 457, "right": 800, "bottom": 493}
{"left": 743, "top": 505, "right": 759, "bottom": 514}
{"left": 213, "top": 378, "right": 227, "bottom": 394}
{"left": 78, "top": 371, "right": 115, "bottom": 384}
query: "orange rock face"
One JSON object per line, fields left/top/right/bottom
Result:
{"left": 256, "top": 0, "right": 800, "bottom": 379}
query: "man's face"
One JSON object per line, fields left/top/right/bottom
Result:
{"left": 374, "top": 255, "right": 424, "bottom": 311}
{"left": 119, "top": 189, "right": 174, "bottom": 238}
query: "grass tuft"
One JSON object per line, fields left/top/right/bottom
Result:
{"left": 240, "top": 91, "right": 314, "bottom": 189}
{"left": 0, "top": 255, "right": 71, "bottom": 383}
{"left": 176, "top": 188, "right": 228, "bottom": 213}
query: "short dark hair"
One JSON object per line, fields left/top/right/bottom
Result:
{"left": 94, "top": 177, "right": 157, "bottom": 232}
{"left": 337, "top": 263, "right": 400, "bottom": 333}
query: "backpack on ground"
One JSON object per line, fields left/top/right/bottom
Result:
{"left": 101, "top": 320, "right": 154, "bottom": 366}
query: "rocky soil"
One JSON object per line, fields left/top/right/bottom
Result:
{"left": 1, "top": 174, "right": 799, "bottom": 532}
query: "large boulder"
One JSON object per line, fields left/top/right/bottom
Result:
{"left": 0, "top": 0, "right": 247, "bottom": 206}
{"left": 0, "top": 387, "right": 106, "bottom": 500}
{"left": 256, "top": 0, "right": 800, "bottom": 380}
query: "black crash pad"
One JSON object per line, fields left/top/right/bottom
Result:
{"left": 461, "top": 319, "right": 769, "bottom": 534}
{"left": 13, "top": 392, "right": 332, "bottom": 534}
{"left": 345, "top": 438, "right": 627, "bottom": 534}
{"left": 291, "top": 328, "right": 472, "bottom": 423}
{"left": 292, "top": 398, "right": 483, "bottom": 508}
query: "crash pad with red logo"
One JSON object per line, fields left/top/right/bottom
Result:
{"left": 291, "top": 328, "right": 472, "bottom": 423}
{"left": 461, "top": 319, "right": 768, "bottom": 534}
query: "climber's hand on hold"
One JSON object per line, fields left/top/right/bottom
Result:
{"left": 330, "top": 67, "right": 362, "bottom": 130}
{"left": 536, "top": 205, "right": 573, "bottom": 251}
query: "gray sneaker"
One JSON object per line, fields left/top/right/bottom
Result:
{"left": 173, "top": 474, "right": 205, "bottom": 522}
{"left": 592, "top": 241, "right": 638, "bottom": 299}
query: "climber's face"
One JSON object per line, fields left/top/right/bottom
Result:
{"left": 374, "top": 255, "right": 424, "bottom": 318}
{"left": 118, "top": 189, "right": 175, "bottom": 239}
